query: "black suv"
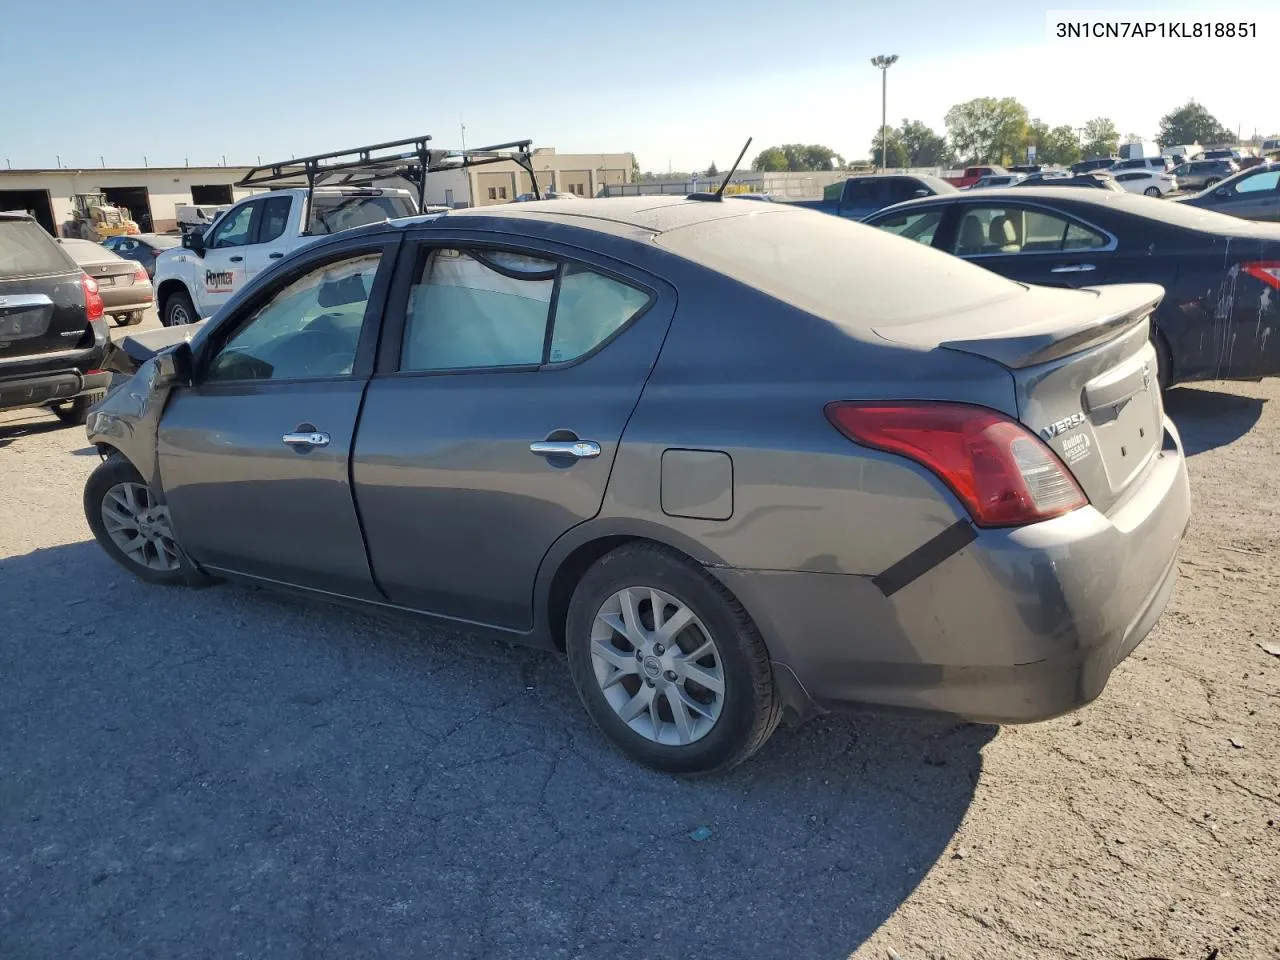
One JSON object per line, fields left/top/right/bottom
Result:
{"left": 0, "top": 212, "right": 112, "bottom": 425}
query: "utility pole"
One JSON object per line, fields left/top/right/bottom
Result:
{"left": 871, "top": 55, "right": 898, "bottom": 171}
{"left": 461, "top": 120, "right": 467, "bottom": 153}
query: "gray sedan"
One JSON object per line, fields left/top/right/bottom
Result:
{"left": 82, "top": 197, "right": 1190, "bottom": 772}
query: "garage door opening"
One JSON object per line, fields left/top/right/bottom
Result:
{"left": 102, "top": 186, "right": 152, "bottom": 232}
{"left": 191, "top": 184, "right": 234, "bottom": 205}
{"left": 0, "top": 189, "right": 56, "bottom": 235}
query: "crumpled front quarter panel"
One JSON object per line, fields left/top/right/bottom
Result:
{"left": 85, "top": 360, "right": 173, "bottom": 491}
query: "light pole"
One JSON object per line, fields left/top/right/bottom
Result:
{"left": 871, "top": 55, "right": 898, "bottom": 170}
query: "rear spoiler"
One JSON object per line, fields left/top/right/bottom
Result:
{"left": 236, "top": 134, "right": 541, "bottom": 215}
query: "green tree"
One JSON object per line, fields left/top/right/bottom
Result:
{"left": 706, "top": 161, "right": 719, "bottom": 177}
{"left": 1158, "top": 100, "right": 1235, "bottom": 147}
{"left": 898, "top": 119, "right": 951, "bottom": 166}
{"left": 752, "top": 143, "right": 844, "bottom": 172}
{"left": 751, "top": 146, "right": 789, "bottom": 171}
{"left": 1023, "top": 119, "right": 1049, "bottom": 163}
{"left": 1081, "top": 117, "right": 1119, "bottom": 158}
{"left": 869, "top": 129, "right": 909, "bottom": 168}
{"left": 1038, "top": 125, "right": 1082, "bottom": 166}
{"left": 944, "top": 97, "right": 1030, "bottom": 165}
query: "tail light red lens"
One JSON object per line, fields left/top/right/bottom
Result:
{"left": 81, "top": 273, "right": 104, "bottom": 322}
{"left": 825, "top": 401, "right": 1088, "bottom": 527}
{"left": 1241, "top": 261, "right": 1280, "bottom": 290}
{"left": 133, "top": 264, "right": 148, "bottom": 282}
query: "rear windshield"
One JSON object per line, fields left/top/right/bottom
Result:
{"left": 308, "top": 193, "right": 417, "bottom": 235}
{"left": 0, "top": 220, "right": 75, "bottom": 279}
{"left": 656, "top": 208, "right": 1021, "bottom": 328}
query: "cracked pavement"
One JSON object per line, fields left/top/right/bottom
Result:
{"left": 1, "top": 321, "right": 1277, "bottom": 959}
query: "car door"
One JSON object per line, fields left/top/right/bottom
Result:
{"left": 1215, "top": 168, "right": 1280, "bottom": 220}
{"left": 196, "top": 198, "right": 259, "bottom": 314}
{"left": 243, "top": 194, "right": 295, "bottom": 279}
{"left": 156, "top": 234, "right": 400, "bottom": 598}
{"left": 941, "top": 201, "right": 1113, "bottom": 287}
{"left": 351, "top": 232, "right": 676, "bottom": 630}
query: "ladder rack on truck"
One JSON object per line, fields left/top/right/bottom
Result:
{"left": 236, "top": 134, "right": 542, "bottom": 212}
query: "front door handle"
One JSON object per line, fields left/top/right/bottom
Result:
{"left": 229, "top": 255, "right": 244, "bottom": 263}
{"left": 282, "top": 431, "right": 330, "bottom": 447}
{"left": 269, "top": 252, "right": 284, "bottom": 259}
{"left": 1050, "top": 263, "right": 1096, "bottom": 274}
{"left": 530, "top": 439, "right": 601, "bottom": 459}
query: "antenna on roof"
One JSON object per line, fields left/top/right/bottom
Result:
{"left": 687, "top": 136, "right": 752, "bottom": 202}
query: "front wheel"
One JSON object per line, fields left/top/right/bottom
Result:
{"left": 162, "top": 289, "right": 197, "bottom": 327}
{"left": 1205, "top": 177, "right": 1221, "bottom": 188}
{"left": 84, "top": 457, "right": 187, "bottom": 585}
{"left": 1144, "top": 186, "right": 1162, "bottom": 197}
{"left": 564, "top": 543, "right": 781, "bottom": 774}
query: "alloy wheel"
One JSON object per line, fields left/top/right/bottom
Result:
{"left": 169, "top": 303, "right": 191, "bottom": 325}
{"left": 590, "top": 586, "right": 724, "bottom": 746}
{"left": 101, "top": 481, "right": 180, "bottom": 572}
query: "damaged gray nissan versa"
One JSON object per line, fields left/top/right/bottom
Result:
{"left": 83, "top": 196, "right": 1191, "bottom": 772}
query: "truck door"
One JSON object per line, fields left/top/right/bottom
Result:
{"left": 244, "top": 194, "right": 296, "bottom": 279}
{"left": 195, "top": 198, "right": 259, "bottom": 316}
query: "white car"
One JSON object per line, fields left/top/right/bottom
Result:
{"left": 1111, "top": 169, "right": 1179, "bottom": 197}
{"left": 969, "top": 174, "right": 1026, "bottom": 190}
{"left": 152, "top": 186, "right": 418, "bottom": 326}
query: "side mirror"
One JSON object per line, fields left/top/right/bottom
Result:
{"left": 154, "top": 342, "right": 193, "bottom": 388}
{"left": 913, "top": 189, "right": 929, "bottom": 198}
{"left": 1214, "top": 187, "right": 1229, "bottom": 197}
{"left": 182, "top": 231, "right": 206, "bottom": 256}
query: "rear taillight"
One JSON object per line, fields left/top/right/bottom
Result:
{"left": 1242, "top": 261, "right": 1280, "bottom": 290}
{"left": 81, "top": 273, "right": 104, "bottom": 321}
{"left": 825, "top": 401, "right": 1088, "bottom": 528}
{"left": 133, "top": 264, "right": 148, "bottom": 282}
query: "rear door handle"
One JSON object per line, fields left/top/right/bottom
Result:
{"left": 530, "top": 439, "right": 601, "bottom": 459}
{"left": 269, "top": 252, "right": 284, "bottom": 259}
{"left": 282, "top": 431, "right": 330, "bottom": 447}
{"left": 1050, "top": 263, "right": 1096, "bottom": 274}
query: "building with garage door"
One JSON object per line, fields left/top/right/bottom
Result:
{"left": 0, "top": 166, "right": 254, "bottom": 236}
{"left": 0, "top": 147, "right": 634, "bottom": 235}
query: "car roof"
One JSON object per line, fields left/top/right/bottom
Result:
{"left": 428, "top": 195, "right": 797, "bottom": 239}
{"left": 0, "top": 211, "right": 34, "bottom": 222}
{"left": 58, "top": 238, "right": 125, "bottom": 263}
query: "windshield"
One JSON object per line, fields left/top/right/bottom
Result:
{"left": 144, "top": 234, "right": 181, "bottom": 250}
{"left": 308, "top": 193, "right": 417, "bottom": 235}
{"left": 657, "top": 208, "right": 1021, "bottom": 328}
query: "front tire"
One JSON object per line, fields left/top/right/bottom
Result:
{"left": 84, "top": 457, "right": 186, "bottom": 585}
{"left": 1143, "top": 186, "right": 1161, "bottom": 197}
{"left": 565, "top": 543, "right": 781, "bottom": 774}
{"left": 162, "top": 289, "right": 197, "bottom": 327}
{"left": 1205, "top": 177, "right": 1221, "bottom": 188}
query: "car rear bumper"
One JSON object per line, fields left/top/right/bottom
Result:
{"left": 99, "top": 285, "right": 153, "bottom": 312}
{"left": 0, "top": 367, "right": 112, "bottom": 409}
{"left": 714, "top": 416, "right": 1191, "bottom": 724}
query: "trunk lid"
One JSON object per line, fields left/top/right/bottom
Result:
{"left": 0, "top": 219, "right": 89, "bottom": 358}
{"left": 875, "top": 283, "right": 1166, "bottom": 514}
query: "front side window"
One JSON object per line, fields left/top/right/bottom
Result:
{"left": 400, "top": 248, "right": 650, "bottom": 372}
{"left": 208, "top": 202, "right": 256, "bottom": 248}
{"left": 871, "top": 208, "right": 944, "bottom": 246}
{"left": 205, "top": 252, "right": 382, "bottom": 382}
{"left": 1233, "top": 170, "right": 1280, "bottom": 194}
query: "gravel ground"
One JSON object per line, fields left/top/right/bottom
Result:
{"left": 1, "top": 338, "right": 1278, "bottom": 959}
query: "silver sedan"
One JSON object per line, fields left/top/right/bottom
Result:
{"left": 82, "top": 197, "right": 1191, "bottom": 772}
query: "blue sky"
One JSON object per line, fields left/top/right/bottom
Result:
{"left": 3, "top": 0, "right": 1277, "bottom": 172}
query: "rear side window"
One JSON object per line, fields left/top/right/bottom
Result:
{"left": 400, "top": 249, "right": 650, "bottom": 372}
{"left": 0, "top": 220, "right": 75, "bottom": 279}
{"left": 258, "top": 196, "right": 292, "bottom": 243}
{"left": 309, "top": 194, "right": 417, "bottom": 235}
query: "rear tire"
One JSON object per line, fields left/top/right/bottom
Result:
{"left": 84, "top": 456, "right": 187, "bottom": 586}
{"left": 1153, "top": 331, "right": 1174, "bottom": 392}
{"left": 51, "top": 390, "right": 106, "bottom": 426}
{"left": 162, "top": 289, "right": 197, "bottom": 327}
{"left": 1143, "top": 186, "right": 1162, "bottom": 197}
{"left": 564, "top": 542, "right": 782, "bottom": 774}
{"left": 1205, "top": 177, "right": 1221, "bottom": 187}
{"left": 115, "top": 311, "right": 144, "bottom": 327}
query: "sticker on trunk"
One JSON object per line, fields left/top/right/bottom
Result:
{"left": 1061, "top": 432, "right": 1092, "bottom": 464}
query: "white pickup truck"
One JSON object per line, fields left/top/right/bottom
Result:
{"left": 152, "top": 186, "right": 418, "bottom": 326}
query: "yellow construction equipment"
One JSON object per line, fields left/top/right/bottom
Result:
{"left": 68, "top": 193, "right": 140, "bottom": 241}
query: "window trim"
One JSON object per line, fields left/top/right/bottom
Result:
{"left": 378, "top": 233, "right": 660, "bottom": 379}
{"left": 189, "top": 235, "right": 402, "bottom": 389}
{"left": 942, "top": 201, "right": 1118, "bottom": 259}
{"left": 253, "top": 194, "right": 294, "bottom": 245}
